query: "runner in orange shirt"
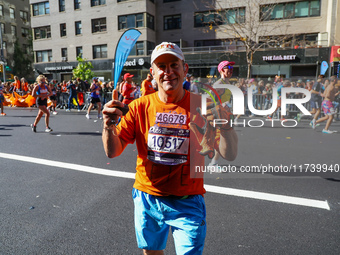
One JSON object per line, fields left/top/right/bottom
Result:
{"left": 21, "top": 78, "right": 29, "bottom": 94}
{"left": 141, "top": 73, "right": 155, "bottom": 97}
{"left": 13, "top": 76, "right": 21, "bottom": 92}
{"left": 102, "top": 42, "right": 238, "bottom": 254}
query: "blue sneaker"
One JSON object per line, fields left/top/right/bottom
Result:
{"left": 322, "top": 129, "right": 334, "bottom": 134}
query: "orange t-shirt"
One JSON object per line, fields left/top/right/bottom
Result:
{"left": 22, "top": 82, "right": 29, "bottom": 92}
{"left": 118, "top": 91, "right": 206, "bottom": 196}
{"left": 14, "top": 80, "right": 21, "bottom": 90}
{"left": 141, "top": 79, "right": 155, "bottom": 97}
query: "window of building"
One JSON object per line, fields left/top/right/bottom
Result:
{"left": 61, "top": 48, "right": 68, "bottom": 60}
{"left": 92, "top": 18, "right": 107, "bottom": 33}
{"left": 260, "top": 0, "right": 320, "bottom": 21}
{"left": 76, "top": 46, "right": 83, "bottom": 58}
{"left": 20, "top": 11, "right": 29, "bottom": 22}
{"left": 11, "top": 25, "right": 16, "bottom": 36}
{"left": 60, "top": 23, "right": 67, "bottom": 37}
{"left": 194, "top": 8, "right": 245, "bottom": 27}
{"left": 284, "top": 3, "right": 295, "bottom": 18}
{"left": 147, "top": 14, "right": 155, "bottom": 30}
{"left": 164, "top": 15, "right": 181, "bottom": 30}
{"left": 272, "top": 4, "right": 284, "bottom": 19}
{"left": 136, "top": 41, "right": 144, "bottom": 55}
{"left": 36, "top": 50, "right": 52, "bottom": 62}
{"left": 2, "top": 41, "right": 7, "bottom": 50}
{"left": 0, "top": 5, "right": 3, "bottom": 16}
{"left": 129, "top": 41, "right": 144, "bottom": 56}
{"left": 136, "top": 13, "right": 144, "bottom": 27}
{"left": 74, "top": 0, "right": 81, "bottom": 10}
{"left": 226, "top": 8, "right": 245, "bottom": 24}
{"left": 59, "top": 0, "right": 65, "bottom": 12}
{"left": 10, "top": 8, "right": 15, "bottom": 19}
{"left": 21, "top": 27, "right": 29, "bottom": 38}
{"left": 259, "top": 33, "right": 318, "bottom": 48}
{"left": 93, "top": 44, "right": 107, "bottom": 59}
{"left": 118, "top": 13, "right": 146, "bottom": 30}
{"left": 309, "top": 0, "right": 320, "bottom": 16}
{"left": 147, "top": 41, "right": 155, "bottom": 55}
{"left": 195, "top": 12, "right": 221, "bottom": 27}
{"left": 33, "top": 2, "right": 50, "bottom": 16}
{"left": 91, "top": 0, "right": 106, "bottom": 7}
{"left": 75, "top": 21, "right": 82, "bottom": 35}
{"left": 295, "top": 1, "right": 309, "bottom": 17}
{"left": 294, "top": 33, "right": 318, "bottom": 47}
{"left": 34, "top": 26, "right": 51, "bottom": 40}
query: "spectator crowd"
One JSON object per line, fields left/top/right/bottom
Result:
{"left": 1, "top": 73, "right": 339, "bottom": 122}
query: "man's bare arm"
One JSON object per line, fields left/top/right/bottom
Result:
{"left": 102, "top": 100, "right": 128, "bottom": 158}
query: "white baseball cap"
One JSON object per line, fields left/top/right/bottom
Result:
{"left": 151, "top": 42, "right": 185, "bottom": 64}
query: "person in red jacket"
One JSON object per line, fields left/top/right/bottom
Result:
{"left": 121, "top": 73, "right": 136, "bottom": 105}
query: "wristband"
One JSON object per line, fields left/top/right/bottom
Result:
{"left": 102, "top": 121, "right": 120, "bottom": 136}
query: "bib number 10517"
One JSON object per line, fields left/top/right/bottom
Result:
{"left": 148, "top": 134, "right": 188, "bottom": 154}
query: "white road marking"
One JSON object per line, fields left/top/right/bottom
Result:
{"left": 0, "top": 152, "right": 330, "bottom": 210}
{"left": 204, "top": 185, "right": 330, "bottom": 210}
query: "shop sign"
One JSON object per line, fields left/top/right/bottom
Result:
{"left": 262, "top": 55, "right": 296, "bottom": 61}
{"left": 45, "top": 66, "right": 74, "bottom": 72}
{"left": 123, "top": 58, "right": 145, "bottom": 67}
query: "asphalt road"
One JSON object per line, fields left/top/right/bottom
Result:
{"left": 0, "top": 107, "right": 339, "bottom": 255}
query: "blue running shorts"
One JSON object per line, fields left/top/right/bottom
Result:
{"left": 132, "top": 188, "right": 206, "bottom": 254}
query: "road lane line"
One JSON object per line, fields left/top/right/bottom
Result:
{"left": 0, "top": 152, "right": 330, "bottom": 210}
{"left": 0, "top": 152, "right": 135, "bottom": 179}
{"left": 204, "top": 185, "right": 330, "bottom": 210}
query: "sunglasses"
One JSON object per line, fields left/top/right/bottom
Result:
{"left": 223, "top": 66, "right": 233, "bottom": 70}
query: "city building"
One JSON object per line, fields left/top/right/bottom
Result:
{"left": 0, "top": 0, "right": 31, "bottom": 80}
{"left": 29, "top": 0, "right": 340, "bottom": 82}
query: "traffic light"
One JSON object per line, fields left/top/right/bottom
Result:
{"left": 0, "top": 65, "right": 2, "bottom": 72}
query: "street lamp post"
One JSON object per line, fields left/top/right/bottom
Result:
{"left": 0, "top": 24, "right": 6, "bottom": 82}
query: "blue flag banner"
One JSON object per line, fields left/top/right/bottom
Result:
{"left": 113, "top": 29, "right": 141, "bottom": 89}
{"left": 320, "top": 61, "right": 329, "bottom": 75}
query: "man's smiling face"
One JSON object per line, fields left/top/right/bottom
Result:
{"left": 151, "top": 54, "right": 188, "bottom": 95}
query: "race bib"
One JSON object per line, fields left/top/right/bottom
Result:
{"left": 147, "top": 125, "right": 189, "bottom": 166}
{"left": 156, "top": 112, "right": 187, "bottom": 125}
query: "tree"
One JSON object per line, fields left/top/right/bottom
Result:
{"left": 198, "top": 0, "right": 294, "bottom": 78}
{"left": 72, "top": 55, "right": 95, "bottom": 81}
{"left": 12, "top": 39, "right": 33, "bottom": 78}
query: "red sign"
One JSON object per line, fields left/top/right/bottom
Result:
{"left": 330, "top": 46, "right": 340, "bottom": 62}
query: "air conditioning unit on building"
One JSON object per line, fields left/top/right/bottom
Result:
{"left": 61, "top": 57, "right": 67, "bottom": 61}
{"left": 317, "top": 32, "right": 328, "bottom": 47}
